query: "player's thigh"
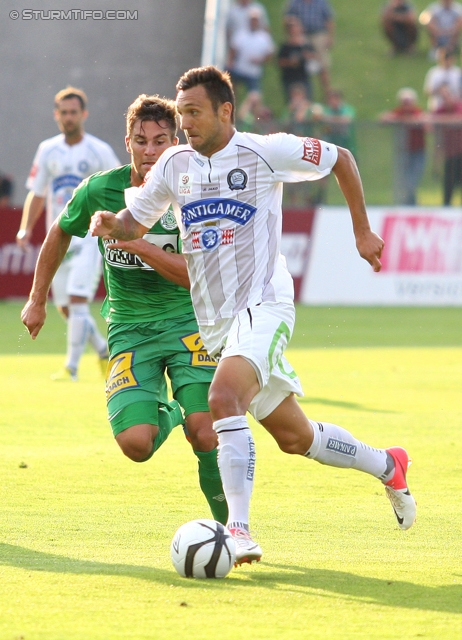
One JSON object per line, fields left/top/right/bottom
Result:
{"left": 161, "top": 315, "right": 216, "bottom": 409}
{"left": 220, "top": 301, "right": 296, "bottom": 391}
{"left": 249, "top": 354, "right": 303, "bottom": 422}
{"left": 67, "top": 236, "right": 102, "bottom": 301}
{"left": 106, "top": 325, "right": 168, "bottom": 439}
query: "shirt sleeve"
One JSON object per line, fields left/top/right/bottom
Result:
{"left": 58, "top": 178, "right": 92, "bottom": 238}
{"left": 129, "top": 160, "right": 173, "bottom": 229}
{"left": 25, "top": 143, "right": 49, "bottom": 196}
{"left": 263, "top": 132, "right": 338, "bottom": 183}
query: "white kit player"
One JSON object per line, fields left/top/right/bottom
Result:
{"left": 90, "top": 66, "right": 417, "bottom": 565}
{"left": 17, "top": 87, "right": 120, "bottom": 381}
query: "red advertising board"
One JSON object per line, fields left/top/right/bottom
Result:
{"left": 1, "top": 205, "right": 315, "bottom": 301}
{"left": 0, "top": 205, "right": 105, "bottom": 299}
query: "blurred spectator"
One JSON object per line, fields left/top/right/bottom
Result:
{"left": 227, "top": 7, "right": 275, "bottom": 101}
{"left": 432, "top": 82, "right": 462, "bottom": 204}
{"left": 0, "top": 173, "right": 14, "bottom": 206}
{"left": 281, "top": 82, "right": 324, "bottom": 136}
{"left": 381, "top": 0, "right": 419, "bottom": 55}
{"left": 236, "top": 90, "right": 277, "bottom": 133}
{"left": 277, "top": 15, "right": 317, "bottom": 101}
{"left": 227, "top": 0, "right": 270, "bottom": 43}
{"left": 284, "top": 0, "right": 335, "bottom": 98}
{"left": 419, "top": 0, "right": 462, "bottom": 58}
{"left": 423, "top": 45, "right": 462, "bottom": 110}
{"left": 379, "top": 87, "right": 427, "bottom": 204}
{"left": 322, "top": 89, "right": 357, "bottom": 157}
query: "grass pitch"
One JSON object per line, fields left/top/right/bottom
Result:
{"left": 1, "top": 302, "right": 461, "bottom": 639}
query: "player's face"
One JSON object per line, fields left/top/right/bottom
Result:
{"left": 176, "top": 85, "right": 232, "bottom": 157}
{"left": 54, "top": 98, "right": 87, "bottom": 138}
{"left": 126, "top": 119, "right": 178, "bottom": 184}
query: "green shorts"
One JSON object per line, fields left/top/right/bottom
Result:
{"left": 106, "top": 314, "right": 216, "bottom": 437}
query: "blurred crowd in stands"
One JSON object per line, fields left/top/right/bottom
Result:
{"left": 226, "top": 0, "right": 462, "bottom": 206}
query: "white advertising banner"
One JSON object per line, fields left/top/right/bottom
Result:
{"left": 300, "top": 207, "right": 462, "bottom": 306}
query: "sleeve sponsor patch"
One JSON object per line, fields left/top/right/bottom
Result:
{"left": 302, "top": 138, "right": 321, "bottom": 165}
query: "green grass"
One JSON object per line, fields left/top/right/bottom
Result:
{"left": 1, "top": 302, "right": 462, "bottom": 638}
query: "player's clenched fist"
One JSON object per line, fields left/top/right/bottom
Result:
{"left": 21, "top": 299, "right": 46, "bottom": 340}
{"left": 90, "top": 210, "right": 116, "bottom": 238}
{"left": 355, "top": 229, "right": 385, "bottom": 273}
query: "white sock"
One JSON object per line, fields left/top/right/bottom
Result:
{"left": 213, "top": 416, "right": 255, "bottom": 530}
{"left": 305, "top": 420, "right": 394, "bottom": 481}
{"left": 66, "top": 303, "right": 90, "bottom": 373}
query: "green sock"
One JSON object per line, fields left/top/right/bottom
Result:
{"left": 194, "top": 448, "right": 228, "bottom": 525}
{"left": 153, "top": 400, "right": 184, "bottom": 454}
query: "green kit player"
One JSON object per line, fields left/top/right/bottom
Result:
{"left": 21, "top": 95, "right": 228, "bottom": 524}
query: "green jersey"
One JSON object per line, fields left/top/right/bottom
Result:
{"left": 59, "top": 164, "right": 193, "bottom": 323}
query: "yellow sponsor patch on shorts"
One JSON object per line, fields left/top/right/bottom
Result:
{"left": 180, "top": 332, "right": 217, "bottom": 368}
{"left": 106, "top": 351, "right": 139, "bottom": 400}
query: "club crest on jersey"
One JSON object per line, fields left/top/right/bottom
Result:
{"left": 78, "top": 160, "right": 89, "bottom": 173}
{"left": 192, "top": 227, "right": 234, "bottom": 251}
{"left": 227, "top": 168, "right": 248, "bottom": 191}
{"left": 302, "top": 137, "right": 321, "bottom": 165}
{"left": 159, "top": 209, "right": 177, "bottom": 230}
{"left": 178, "top": 172, "right": 194, "bottom": 196}
{"left": 181, "top": 197, "right": 256, "bottom": 229}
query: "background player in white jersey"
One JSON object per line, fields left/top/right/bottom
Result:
{"left": 90, "top": 66, "right": 417, "bottom": 565}
{"left": 17, "top": 87, "right": 120, "bottom": 381}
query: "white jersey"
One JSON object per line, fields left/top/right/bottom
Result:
{"left": 129, "top": 130, "right": 338, "bottom": 328}
{"left": 26, "top": 132, "right": 120, "bottom": 230}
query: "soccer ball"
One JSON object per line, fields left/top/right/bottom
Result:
{"left": 170, "top": 519, "right": 236, "bottom": 579}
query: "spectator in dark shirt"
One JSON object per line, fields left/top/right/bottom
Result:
{"left": 284, "top": 0, "right": 334, "bottom": 98}
{"left": 381, "top": 0, "right": 419, "bottom": 55}
{"left": 277, "top": 15, "right": 317, "bottom": 101}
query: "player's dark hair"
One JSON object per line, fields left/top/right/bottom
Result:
{"left": 126, "top": 94, "right": 178, "bottom": 139}
{"left": 176, "top": 66, "right": 236, "bottom": 124}
{"left": 54, "top": 87, "right": 87, "bottom": 110}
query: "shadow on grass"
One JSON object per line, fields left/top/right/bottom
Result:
{"left": 299, "top": 396, "right": 397, "bottom": 414}
{"left": 252, "top": 563, "right": 462, "bottom": 614}
{"left": 1, "top": 543, "right": 461, "bottom": 613}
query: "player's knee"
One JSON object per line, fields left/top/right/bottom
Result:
{"left": 208, "top": 385, "right": 241, "bottom": 419}
{"left": 185, "top": 414, "right": 218, "bottom": 451}
{"left": 271, "top": 431, "right": 308, "bottom": 456}
{"left": 115, "top": 427, "right": 155, "bottom": 462}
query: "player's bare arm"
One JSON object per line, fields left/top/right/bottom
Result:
{"left": 21, "top": 221, "right": 72, "bottom": 339}
{"left": 107, "top": 238, "right": 190, "bottom": 289}
{"left": 332, "top": 146, "right": 384, "bottom": 272}
{"left": 90, "top": 207, "right": 148, "bottom": 241}
{"left": 16, "top": 192, "right": 46, "bottom": 250}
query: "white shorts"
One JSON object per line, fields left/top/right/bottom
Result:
{"left": 51, "top": 234, "right": 102, "bottom": 307}
{"left": 200, "top": 301, "right": 304, "bottom": 422}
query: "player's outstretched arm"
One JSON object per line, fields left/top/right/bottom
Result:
{"left": 332, "top": 146, "right": 384, "bottom": 272}
{"left": 107, "top": 238, "right": 190, "bottom": 289}
{"left": 90, "top": 208, "right": 148, "bottom": 241}
{"left": 16, "top": 192, "right": 46, "bottom": 250}
{"left": 21, "top": 221, "right": 72, "bottom": 339}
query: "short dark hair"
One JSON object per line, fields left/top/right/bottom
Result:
{"left": 176, "top": 65, "right": 236, "bottom": 124}
{"left": 126, "top": 94, "right": 178, "bottom": 138}
{"left": 54, "top": 87, "right": 87, "bottom": 110}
